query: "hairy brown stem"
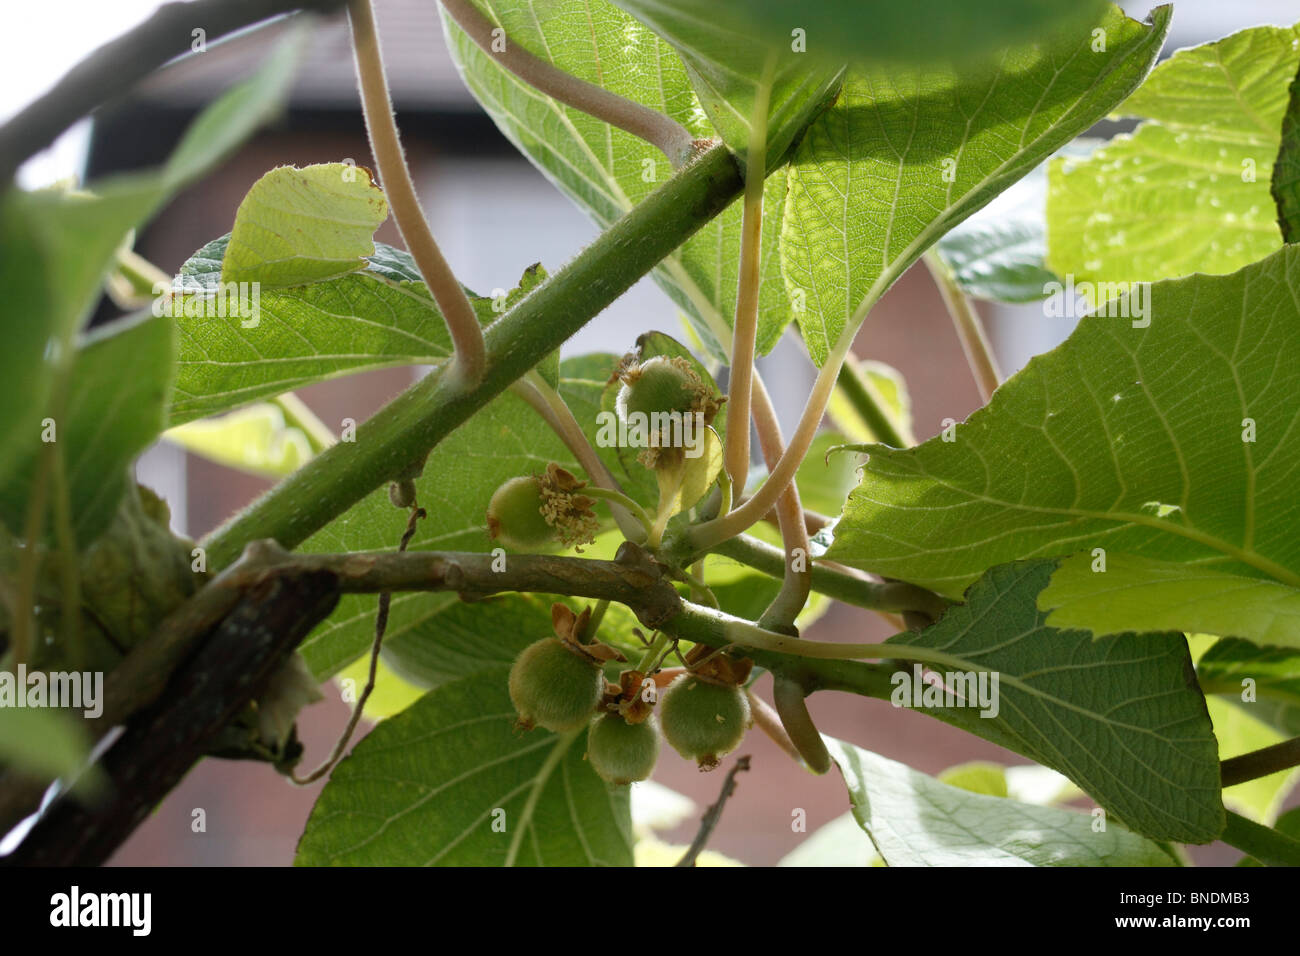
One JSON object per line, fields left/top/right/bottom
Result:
{"left": 751, "top": 375, "right": 811, "bottom": 633}
{"left": 349, "top": 0, "right": 485, "bottom": 383}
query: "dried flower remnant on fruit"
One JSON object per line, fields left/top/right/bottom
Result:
{"left": 681, "top": 643, "right": 753, "bottom": 687}
{"left": 486, "top": 463, "right": 599, "bottom": 551}
{"left": 537, "top": 463, "right": 600, "bottom": 549}
{"left": 600, "top": 668, "right": 655, "bottom": 724}
{"left": 551, "top": 603, "right": 624, "bottom": 661}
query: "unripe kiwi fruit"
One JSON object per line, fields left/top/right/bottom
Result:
{"left": 486, "top": 475, "right": 552, "bottom": 550}
{"left": 616, "top": 356, "right": 701, "bottom": 422}
{"left": 659, "top": 674, "right": 750, "bottom": 770}
{"left": 508, "top": 638, "right": 603, "bottom": 732}
{"left": 587, "top": 712, "right": 660, "bottom": 785}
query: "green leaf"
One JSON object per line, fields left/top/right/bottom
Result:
{"left": 439, "top": 0, "right": 798, "bottom": 360}
{"left": 0, "top": 707, "right": 89, "bottom": 785}
{"left": 1041, "top": 555, "right": 1300, "bottom": 650}
{"left": 1200, "top": 638, "right": 1300, "bottom": 712}
{"left": 609, "top": 0, "right": 842, "bottom": 163}
{"left": 0, "top": 313, "right": 174, "bottom": 547}
{"left": 830, "top": 245, "right": 1300, "bottom": 649}
{"left": 780, "top": 5, "right": 1169, "bottom": 366}
{"left": 168, "top": 238, "right": 542, "bottom": 425}
{"left": 623, "top": 0, "right": 1109, "bottom": 70}
{"left": 220, "top": 164, "right": 389, "bottom": 288}
{"left": 932, "top": 142, "right": 1098, "bottom": 303}
{"left": 1199, "top": 638, "right": 1300, "bottom": 739}
{"left": 1273, "top": 57, "right": 1300, "bottom": 243}
{"left": 295, "top": 667, "right": 633, "bottom": 865}
{"left": 878, "top": 560, "right": 1221, "bottom": 843}
{"left": 936, "top": 761, "right": 1008, "bottom": 798}
{"left": 381, "top": 593, "right": 555, "bottom": 689}
{"left": 333, "top": 654, "right": 426, "bottom": 722}
{"left": 934, "top": 163, "right": 1057, "bottom": 303}
{"left": 0, "top": 30, "right": 303, "bottom": 484}
{"left": 824, "top": 738, "right": 1175, "bottom": 866}
{"left": 1048, "top": 23, "right": 1299, "bottom": 288}
{"left": 165, "top": 402, "right": 315, "bottom": 478}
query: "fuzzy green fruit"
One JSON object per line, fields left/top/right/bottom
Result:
{"left": 659, "top": 675, "right": 750, "bottom": 770}
{"left": 587, "top": 712, "right": 661, "bottom": 785}
{"left": 486, "top": 475, "right": 552, "bottom": 550}
{"left": 508, "top": 638, "right": 603, "bottom": 732}
{"left": 616, "top": 356, "right": 702, "bottom": 422}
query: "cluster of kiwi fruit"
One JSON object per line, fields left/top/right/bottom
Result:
{"left": 507, "top": 629, "right": 751, "bottom": 784}
{"left": 489, "top": 353, "right": 749, "bottom": 783}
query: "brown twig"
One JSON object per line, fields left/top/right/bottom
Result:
{"left": 291, "top": 505, "right": 426, "bottom": 785}
{"left": 675, "top": 755, "right": 752, "bottom": 867}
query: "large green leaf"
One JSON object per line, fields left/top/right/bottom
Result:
{"left": 780, "top": 4, "right": 1169, "bottom": 366}
{"left": 616, "top": 1, "right": 1108, "bottom": 71}
{"left": 220, "top": 164, "right": 389, "bottom": 288}
{"left": 168, "top": 238, "right": 537, "bottom": 425}
{"left": 609, "top": 0, "right": 842, "bottom": 163}
{"left": 824, "top": 738, "right": 1174, "bottom": 866}
{"left": 877, "top": 560, "right": 1221, "bottom": 843}
{"left": 831, "top": 245, "right": 1300, "bottom": 649}
{"left": 295, "top": 667, "right": 633, "bottom": 866}
{"left": 0, "top": 30, "right": 303, "bottom": 495}
{"left": 1048, "top": 23, "right": 1299, "bottom": 288}
{"left": 439, "top": 0, "right": 799, "bottom": 360}
{"left": 1273, "top": 57, "right": 1300, "bottom": 243}
{"left": 0, "top": 312, "right": 173, "bottom": 547}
